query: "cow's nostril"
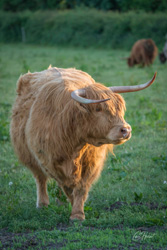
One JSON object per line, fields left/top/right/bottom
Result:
{"left": 120, "top": 126, "right": 132, "bottom": 138}
{"left": 121, "top": 128, "right": 128, "bottom": 133}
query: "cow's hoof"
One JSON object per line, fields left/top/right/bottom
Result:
{"left": 70, "top": 213, "right": 85, "bottom": 221}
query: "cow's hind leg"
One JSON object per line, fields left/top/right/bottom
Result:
{"left": 35, "top": 172, "right": 49, "bottom": 208}
{"left": 28, "top": 163, "right": 49, "bottom": 208}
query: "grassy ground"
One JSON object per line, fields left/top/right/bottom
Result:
{"left": 0, "top": 43, "right": 167, "bottom": 249}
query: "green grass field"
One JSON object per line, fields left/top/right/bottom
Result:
{"left": 0, "top": 43, "right": 167, "bottom": 249}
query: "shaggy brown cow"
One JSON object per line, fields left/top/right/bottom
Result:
{"left": 10, "top": 67, "right": 156, "bottom": 220}
{"left": 127, "top": 39, "right": 158, "bottom": 67}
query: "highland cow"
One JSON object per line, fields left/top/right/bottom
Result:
{"left": 159, "top": 39, "right": 167, "bottom": 64}
{"left": 127, "top": 39, "right": 158, "bottom": 67}
{"left": 10, "top": 67, "right": 156, "bottom": 220}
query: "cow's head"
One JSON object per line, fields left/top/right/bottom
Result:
{"left": 127, "top": 57, "right": 135, "bottom": 67}
{"left": 71, "top": 73, "right": 157, "bottom": 147}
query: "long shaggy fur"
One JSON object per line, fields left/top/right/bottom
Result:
{"left": 127, "top": 39, "right": 158, "bottom": 67}
{"left": 10, "top": 67, "right": 127, "bottom": 220}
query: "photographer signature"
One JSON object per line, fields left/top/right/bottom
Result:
{"left": 132, "top": 231, "right": 155, "bottom": 241}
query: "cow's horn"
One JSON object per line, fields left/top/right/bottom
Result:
{"left": 71, "top": 89, "right": 110, "bottom": 104}
{"left": 109, "top": 72, "right": 157, "bottom": 93}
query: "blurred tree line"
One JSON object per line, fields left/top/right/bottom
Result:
{"left": 0, "top": 10, "right": 166, "bottom": 49}
{"left": 1, "top": 0, "right": 167, "bottom": 12}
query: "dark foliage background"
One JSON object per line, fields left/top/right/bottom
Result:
{"left": 0, "top": 0, "right": 167, "bottom": 12}
{"left": 0, "top": 9, "right": 167, "bottom": 49}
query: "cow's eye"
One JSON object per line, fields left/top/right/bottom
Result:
{"left": 96, "top": 106, "right": 102, "bottom": 112}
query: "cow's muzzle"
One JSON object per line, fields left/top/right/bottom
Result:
{"left": 120, "top": 125, "right": 132, "bottom": 139}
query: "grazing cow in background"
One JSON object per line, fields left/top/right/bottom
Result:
{"left": 127, "top": 39, "right": 158, "bottom": 67}
{"left": 159, "top": 38, "right": 167, "bottom": 63}
{"left": 159, "top": 52, "right": 166, "bottom": 63}
{"left": 10, "top": 67, "right": 156, "bottom": 220}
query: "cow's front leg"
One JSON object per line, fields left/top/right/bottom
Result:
{"left": 70, "top": 184, "right": 89, "bottom": 221}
